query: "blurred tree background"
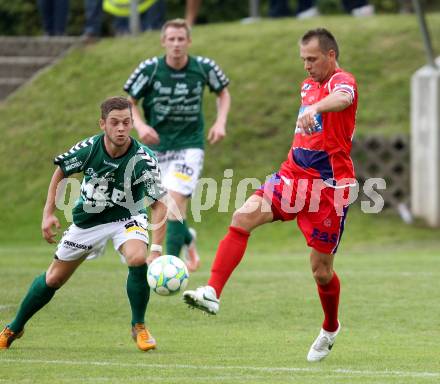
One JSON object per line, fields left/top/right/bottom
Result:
{"left": 0, "top": 0, "right": 438, "bottom": 36}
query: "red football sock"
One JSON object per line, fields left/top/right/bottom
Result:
{"left": 317, "top": 272, "right": 340, "bottom": 332}
{"left": 208, "top": 226, "right": 250, "bottom": 297}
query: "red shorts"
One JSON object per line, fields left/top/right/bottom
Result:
{"left": 254, "top": 161, "right": 350, "bottom": 254}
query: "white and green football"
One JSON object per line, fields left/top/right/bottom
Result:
{"left": 147, "top": 255, "right": 189, "bottom": 296}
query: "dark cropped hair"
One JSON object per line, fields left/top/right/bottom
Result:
{"left": 100, "top": 96, "right": 132, "bottom": 119}
{"left": 301, "top": 28, "right": 339, "bottom": 60}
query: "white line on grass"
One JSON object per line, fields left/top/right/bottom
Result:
{"left": 1, "top": 358, "right": 439, "bottom": 379}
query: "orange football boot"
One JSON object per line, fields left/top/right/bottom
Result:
{"left": 131, "top": 323, "right": 156, "bottom": 351}
{"left": 0, "top": 327, "right": 24, "bottom": 349}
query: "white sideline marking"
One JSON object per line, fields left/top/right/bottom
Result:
{"left": 1, "top": 358, "right": 439, "bottom": 379}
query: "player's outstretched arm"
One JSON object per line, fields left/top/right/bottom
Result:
{"left": 207, "top": 87, "right": 231, "bottom": 144}
{"left": 147, "top": 198, "right": 168, "bottom": 264}
{"left": 127, "top": 96, "right": 160, "bottom": 145}
{"left": 313, "top": 91, "right": 352, "bottom": 114}
{"left": 297, "top": 91, "right": 352, "bottom": 134}
{"left": 41, "top": 167, "right": 65, "bottom": 244}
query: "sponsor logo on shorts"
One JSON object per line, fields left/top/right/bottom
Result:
{"left": 311, "top": 228, "right": 338, "bottom": 244}
{"left": 323, "top": 218, "right": 332, "bottom": 227}
{"left": 124, "top": 218, "right": 148, "bottom": 237}
{"left": 124, "top": 219, "right": 147, "bottom": 232}
{"left": 63, "top": 240, "right": 92, "bottom": 250}
{"left": 173, "top": 172, "right": 192, "bottom": 181}
{"left": 175, "top": 163, "right": 194, "bottom": 176}
{"left": 125, "top": 226, "right": 147, "bottom": 235}
{"left": 172, "top": 163, "right": 194, "bottom": 182}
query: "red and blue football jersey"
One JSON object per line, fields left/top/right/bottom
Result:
{"left": 287, "top": 68, "right": 358, "bottom": 187}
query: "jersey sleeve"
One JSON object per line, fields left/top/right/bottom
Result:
{"left": 123, "top": 57, "right": 158, "bottom": 100}
{"left": 197, "top": 56, "right": 230, "bottom": 93}
{"left": 53, "top": 136, "right": 95, "bottom": 176}
{"left": 328, "top": 72, "right": 356, "bottom": 103}
{"left": 135, "top": 147, "right": 167, "bottom": 202}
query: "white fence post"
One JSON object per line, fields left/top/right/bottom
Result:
{"left": 130, "top": 0, "right": 140, "bottom": 35}
{"left": 249, "top": 0, "right": 259, "bottom": 19}
{"left": 410, "top": 0, "right": 439, "bottom": 226}
{"left": 411, "top": 61, "right": 440, "bottom": 227}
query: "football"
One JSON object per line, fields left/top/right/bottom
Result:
{"left": 147, "top": 255, "right": 189, "bottom": 296}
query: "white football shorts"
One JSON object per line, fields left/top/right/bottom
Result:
{"left": 55, "top": 214, "right": 149, "bottom": 262}
{"left": 156, "top": 148, "right": 204, "bottom": 197}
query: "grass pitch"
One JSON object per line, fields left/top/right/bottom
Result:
{"left": 1, "top": 209, "right": 439, "bottom": 383}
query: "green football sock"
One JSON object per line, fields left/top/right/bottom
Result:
{"left": 126, "top": 264, "right": 149, "bottom": 326}
{"left": 9, "top": 273, "right": 57, "bottom": 333}
{"left": 166, "top": 220, "right": 193, "bottom": 257}
{"left": 183, "top": 220, "right": 193, "bottom": 245}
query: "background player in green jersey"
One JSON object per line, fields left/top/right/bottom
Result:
{"left": 0, "top": 97, "right": 167, "bottom": 352}
{"left": 124, "top": 18, "right": 231, "bottom": 272}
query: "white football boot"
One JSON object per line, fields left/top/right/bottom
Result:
{"left": 183, "top": 285, "right": 219, "bottom": 315}
{"left": 307, "top": 322, "right": 341, "bottom": 362}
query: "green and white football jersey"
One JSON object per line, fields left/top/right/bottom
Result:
{"left": 54, "top": 133, "right": 166, "bottom": 229}
{"left": 124, "top": 55, "right": 229, "bottom": 152}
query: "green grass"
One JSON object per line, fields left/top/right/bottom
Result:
{"left": 1, "top": 15, "right": 440, "bottom": 241}
{"left": 1, "top": 208, "right": 440, "bottom": 383}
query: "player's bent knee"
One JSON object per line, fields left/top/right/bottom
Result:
{"left": 231, "top": 197, "right": 272, "bottom": 231}
{"left": 125, "top": 253, "right": 147, "bottom": 267}
{"left": 312, "top": 269, "right": 333, "bottom": 285}
{"left": 120, "top": 240, "right": 148, "bottom": 266}
{"left": 231, "top": 209, "right": 255, "bottom": 231}
{"left": 45, "top": 273, "right": 65, "bottom": 289}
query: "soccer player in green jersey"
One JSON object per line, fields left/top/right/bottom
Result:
{"left": 0, "top": 96, "right": 167, "bottom": 352}
{"left": 124, "top": 18, "right": 231, "bottom": 272}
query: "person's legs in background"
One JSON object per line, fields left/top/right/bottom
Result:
{"left": 268, "top": 0, "right": 292, "bottom": 17}
{"left": 38, "top": 0, "right": 69, "bottom": 36}
{"left": 113, "top": 17, "right": 130, "bottom": 36}
{"left": 83, "top": 0, "right": 103, "bottom": 38}
{"left": 37, "top": 0, "right": 54, "bottom": 36}
{"left": 53, "top": 0, "right": 69, "bottom": 35}
{"left": 141, "top": 0, "right": 166, "bottom": 31}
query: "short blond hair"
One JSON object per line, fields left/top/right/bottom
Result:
{"left": 161, "top": 18, "right": 191, "bottom": 39}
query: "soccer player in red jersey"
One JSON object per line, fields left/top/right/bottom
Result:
{"left": 184, "top": 28, "right": 358, "bottom": 362}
